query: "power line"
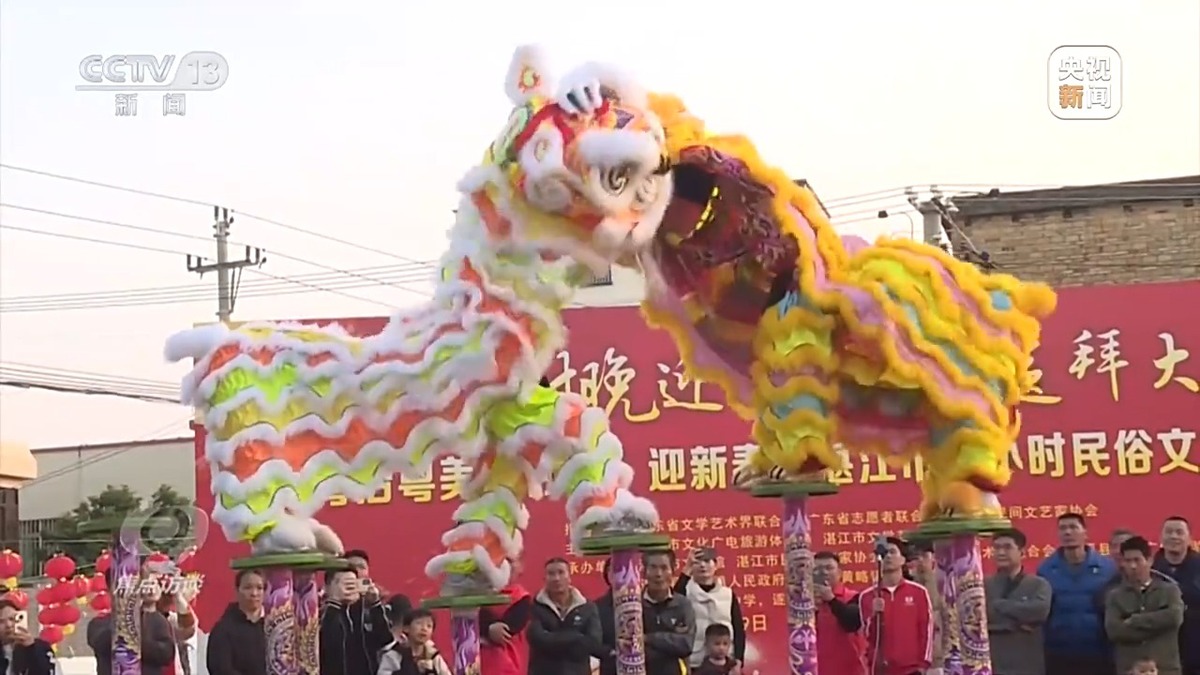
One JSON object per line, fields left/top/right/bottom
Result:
{"left": 0, "top": 263, "right": 422, "bottom": 303}
{"left": 20, "top": 416, "right": 195, "bottom": 490}
{"left": 0, "top": 163, "right": 429, "bottom": 265}
{"left": 0, "top": 204, "right": 431, "bottom": 297}
{"left": 0, "top": 274, "right": 434, "bottom": 313}
{"left": 1, "top": 222, "right": 424, "bottom": 306}
{"left": 0, "top": 265, "right": 434, "bottom": 313}
{"left": 0, "top": 224, "right": 202, "bottom": 258}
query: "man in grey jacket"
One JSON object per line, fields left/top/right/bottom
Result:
{"left": 986, "top": 529, "right": 1053, "bottom": 675}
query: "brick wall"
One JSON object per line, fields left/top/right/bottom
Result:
{"left": 954, "top": 199, "right": 1199, "bottom": 287}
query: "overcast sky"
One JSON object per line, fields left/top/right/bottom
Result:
{"left": 1, "top": 0, "right": 1198, "bottom": 449}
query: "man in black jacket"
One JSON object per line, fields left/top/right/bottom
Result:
{"left": 321, "top": 566, "right": 392, "bottom": 675}
{"left": 594, "top": 559, "right": 617, "bottom": 675}
{"left": 528, "top": 557, "right": 605, "bottom": 675}
{"left": 643, "top": 550, "right": 696, "bottom": 675}
{"left": 1154, "top": 515, "right": 1200, "bottom": 675}
{"left": 0, "top": 598, "right": 55, "bottom": 675}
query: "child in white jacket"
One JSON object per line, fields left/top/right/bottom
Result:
{"left": 376, "top": 603, "right": 450, "bottom": 675}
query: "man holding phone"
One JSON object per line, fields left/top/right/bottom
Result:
{"left": 0, "top": 597, "right": 54, "bottom": 675}
{"left": 812, "top": 551, "right": 868, "bottom": 675}
{"left": 673, "top": 547, "right": 745, "bottom": 670}
{"left": 321, "top": 566, "right": 392, "bottom": 675}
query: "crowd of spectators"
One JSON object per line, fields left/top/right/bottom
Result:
{"left": 6, "top": 512, "right": 1190, "bottom": 675}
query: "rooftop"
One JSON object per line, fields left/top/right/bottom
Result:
{"left": 950, "top": 175, "right": 1200, "bottom": 219}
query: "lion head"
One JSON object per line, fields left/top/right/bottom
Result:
{"left": 458, "top": 46, "right": 674, "bottom": 274}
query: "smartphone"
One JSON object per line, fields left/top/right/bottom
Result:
{"left": 359, "top": 577, "right": 373, "bottom": 592}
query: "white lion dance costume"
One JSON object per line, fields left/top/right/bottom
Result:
{"left": 166, "top": 46, "right": 670, "bottom": 596}
{"left": 170, "top": 45, "right": 1054, "bottom": 675}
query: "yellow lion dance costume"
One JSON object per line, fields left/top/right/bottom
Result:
{"left": 536, "top": 58, "right": 1055, "bottom": 522}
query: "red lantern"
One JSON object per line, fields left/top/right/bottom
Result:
{"left": 43, "top": 554, "right": 75, "bottom": 581}
{"left": 35, "top": 586, "right": 54, "bottom": 606}
{"left": 50, "top": 580, "right": 75, "bottom": 605}
{"left": 38, "top": 604, "right": 62, "bottom": 626}
{"left": 5, "top": 589, "right": 28, "bottom": 610}
{"left": 38, "top": 626, "right": 63, "bottom": 645}
{"left": 56, "top": 604, "right": 80, "bottom": 626}
{"left": 71, "top": 575, "right": 90, "bottom": 598}
{"left": 89, "top": 591, "right": 111, "bottom": 613}
{"left": 89, "top": 573, "right": 107, "bottom": 593}
{"left": 0, "top": 549, "right": 22, "bottom": 580}
{"left": 94, "top": 550, "right": 112, "bottom": 575}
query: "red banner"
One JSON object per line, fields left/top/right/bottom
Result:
{"left": 191, "top": 280, "right": 1199, "bottom": 670}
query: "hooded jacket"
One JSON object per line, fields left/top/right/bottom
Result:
{"left": 1037, "top": 546, "right": 1116, "bottom": 657}
{"left": 479, "top": 583, "right": 532, "bottom": 675}
{"left": 321, "top": 598, "right": 392, "bottom": 675}
{"left": 527, "top": 587, "right": 604, "bottom": 675}
{"left": 204, "top": 603, "right": 266, "bottom": 675}
{"left": 1154, "top": 548, "right": 1200, "bottom": 675}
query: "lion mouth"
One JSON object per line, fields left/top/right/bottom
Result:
{"left": 649, "top": 147, "right": 799, "bottom": 327}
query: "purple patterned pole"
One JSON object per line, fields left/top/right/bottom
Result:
{"left": 947, "top": 535, "right": 992, "bottom": 675}
{"left": 112, "top": 530, "right": 141, "bottom": 675}
{"left": 611, "top": 549, "right": 647, "bottom": 675}
{"left": 450, "top": 610, "right": 481, "bottom": 675}
{"left": 263, "top": 568, "right": 297, "bottom": 675}
{"left": 293, "top": 571, "right": 320, "bottom": 675}
{"left": 782, "top": 497, "right": 818, "bottom": 675}
{"left": 933, "top": 541, "right": 963, "bottom": 675}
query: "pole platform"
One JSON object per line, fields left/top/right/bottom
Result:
{"left": 578, "top": 531, "right": 671, "bottom": 675}
{"left": 232, "top": 553, "right": 347, "bottom": 675}
{"left": 905, "top": 518, "right": 1004, "bottom": 675}
{"left": 751, "top": 479, "right": 838, "bottom": 675}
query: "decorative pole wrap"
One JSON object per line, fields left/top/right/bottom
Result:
{"left": 112, "top": 529, "right": 141, "bottom": 675}
{"left": 782, "top": 497, "right": 818, "bottom": 675}
{"left": 293, "top": 571, "right": 321, "bottom": 675}
{"left": 934, "top": 541, "right": 963, "bottom": 675}
{"left": 579, "top": 532, "right": 671, "bottom": 675}
{"left": 450, "top": 610, "right": 482, "bottom": 675}
{"left": 948, "top": 534, "right": 992, "bottom": 675}
{"left": 263, "top": 568, "right": 297, "bottom": 675}
{"left": 233, "top": 553, "right": 341, "bottom": 675}
{"left": 610, "top": 549, "right": 647, "bottom": 675}
{"left": 750, "top": 478, "right": 838, "bottom": 675}
{"left": 424, "top": 591, "right": 509, "bottom": 675}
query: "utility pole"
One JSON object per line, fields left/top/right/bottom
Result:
{"left": 186, "top": 206, "right": 265, "bottom": 323}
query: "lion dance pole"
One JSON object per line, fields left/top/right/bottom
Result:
{"left": 233, "top": 553, "right": 332, "bottom": 675}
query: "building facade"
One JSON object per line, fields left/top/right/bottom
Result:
{"left": 938, "top": 175, "right": 1200, "bottom": 286}
{"left": 18, "top": 437, "right": 196, "bottom": 550}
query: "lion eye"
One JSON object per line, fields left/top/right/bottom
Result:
{"left": 633, "top": 175, "right": 661, "bottom": 207}
{"left": 600, "top": 165, "right": 633, "bottom": 194}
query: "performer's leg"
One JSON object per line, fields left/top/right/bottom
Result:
{"left": 425, "top": 448, "right": 532, "bottom": 593}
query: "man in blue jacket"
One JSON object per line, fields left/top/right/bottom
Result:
{"left": 1153, "top": 515, "right": 1200, "bottom": 675}
{"left": 1037, "top": 512, "right": 1117, "bottom": 675}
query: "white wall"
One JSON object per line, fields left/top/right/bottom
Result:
{"left": 21, "top": 438, "right": 195, "bottom": 522}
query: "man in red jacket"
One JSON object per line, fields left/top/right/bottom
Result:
{"left": 857, "top": 538, "right": 933, "bottom": 675}
{"left": 813, "top": 551, "right": 868, "bottom": 675}
{"left": 479, "top": 558, "right": 532, "bottom": 675}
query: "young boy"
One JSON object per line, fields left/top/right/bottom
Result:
{"left": 377, "top": 596, "right": 416, "bottom": 675}
{"left": 1129, "top": 659, "right": 1158, "bottom": 675}
{"left": 693, "top": 624, "right": 741, "bottom": 675}
{"left": 403, "top": 609, "right": 451, "bottom": 675}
